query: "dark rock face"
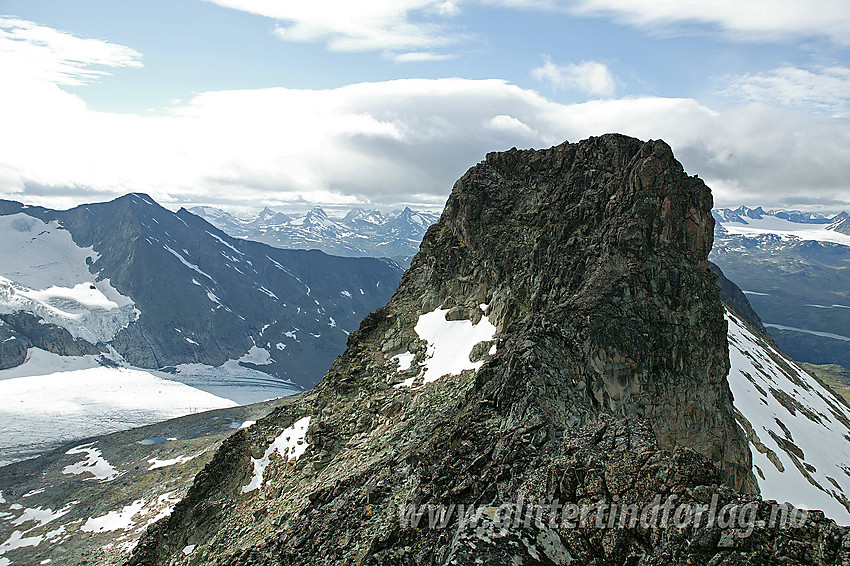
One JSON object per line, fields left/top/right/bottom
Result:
{"left": 413, "top": 136, "right": 752, "bottom": 493}
{"left": 129, "top": 135, "right": 833, "bottom": 566}
{"left": 0, "top": 312, "right": 102, "bottom": 369}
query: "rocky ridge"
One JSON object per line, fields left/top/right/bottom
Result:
{"left": 129, "top": 135, "right": 847, "bottom": 565}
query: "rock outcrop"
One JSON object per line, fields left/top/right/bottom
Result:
{"left": 129, "top": 135, "right": 847, "bottom": 566}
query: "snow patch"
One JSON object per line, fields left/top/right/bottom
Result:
{"left": 163, "top": 245, "right": 214, "bottom": 281}
{"left": 63, "top": 443, "right": 119, "bottom": 482}
{"left": 239, "top": 346, "right": 272, "bottom": 365}
{"left": 242, "top": 416, "right": 311, "bottom": 493}
{"left": 81, "top": 499, "right": 146, "bottom": 533}
{"left": 206, "top": 231, "right": 243, "bottom": 255}
{"left": 147, "top": 454, "right": 199, "bottom": 470}
{"left": 395, "top": 305, "right": 497, "bottom": 388}
{"left": 0, "top": 530, "right": 43, "bottom": 555}
{"left": 392, "top": 352, "right": 415, "bottom": 372}
{"left": 258, "top": 286, "right": 278, "bottom": 299}
{"left": 9, "top": 503, "right": 74, "bottom": 529}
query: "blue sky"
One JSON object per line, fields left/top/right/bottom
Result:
{"left": 1, "top": 1, "right": 849, "bottom": 212}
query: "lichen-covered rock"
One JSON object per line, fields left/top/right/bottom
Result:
{"left": 129, "top": 135, "right": 844, "bottom": 566}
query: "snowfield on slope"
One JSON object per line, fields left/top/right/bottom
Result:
{"left": 0, "top": 349, "right": 236, "bottom": 466}
{"left": 0, "top": 214, "right": 137, "bottom": 343}
{"left": 727, "top": 310, "right": 850, "bottom": 524}
{"left": 718, "top": 214, "right": 850, "bottom": 247}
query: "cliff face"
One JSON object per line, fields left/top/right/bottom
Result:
{"left": 406, "top": 135, "right": 753, "bottom": 493}
{"left": 128, "top": 135, "right": 850, "bottom": 566}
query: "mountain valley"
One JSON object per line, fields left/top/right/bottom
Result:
{"left": 0, "top": 196, "right": 400, "bottom": 466}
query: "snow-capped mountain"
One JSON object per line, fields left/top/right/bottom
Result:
{"left": 711, "top": 206, "right": 850, "bottom": 376}
{"left": 0, "top": 194, "right": 402, "bottom": 464}
{"left": 713, "top": 205, "right": 836, "bottom": 227}
{"left": 0, "top": 194, "right": 401, "bottom": 390}
{"left": 190, "top": 205, "right": 440, "bottom": 264}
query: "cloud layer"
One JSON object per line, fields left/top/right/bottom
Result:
{"left": 206, "top": 0, "right": 460, "bottom": 56}
{"left": 3, "top": 73, "right": 850, "bottom": 211}
{"left": 724, "top": 65, "right": 850, "bottom": 117}
{"left": 0, "top": 16, "right": 142, "bottom": 86}
{"left": 1, "top": 16, "right": 849, "bottom": 212}
{"left": 499, "top": 0, "right": 850, "bottom": 45}
{"left": 204, "top": 0, "right": 850, "bottom": 58}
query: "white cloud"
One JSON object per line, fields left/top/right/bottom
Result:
{"left": 392, "top": 51, "right": 456, "bottom": 63}
{"left": 487, "top": 114, "right": 537, "bottom": 137}
{"left": 723, "top": 65, "right": 850, "bottom": 117}
{"left": 1, "top": 18, "right": 849, "bottom": 212}
{"left": 0, "top": 16, "right": 142, "bottom": 86}
{"left": 2, "top": 74, "right": 850, "bottom": 211}
{"left": 199, "top": 1, "right": 850, "bottom": 64}
{"left": 206, "top": 0, "right": 459, "bottom": 53}
{"left": 490, "top": 0, "right": 850, "bottom": 45}
{"left": 532, "top": 57, "right": 616, "bottom": 97}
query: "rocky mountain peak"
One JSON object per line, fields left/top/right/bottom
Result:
{"left": 829, "top": 211, "right": 850, "bottom": 235}
{"left": 306, "top": 206, "right": 328, "bottom": 218}
{"left": 129, "top": 135, "right": 797, "bottom": 565}
{"left": 398, "top": 133, "right": 749, "bottom": 489}
{"left": 732, "top": 205, "right": 766, "bottom": 219}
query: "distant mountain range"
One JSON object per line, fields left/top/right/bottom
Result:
{"left": 0, "top": 194, "right": 402, "bottom": 391}
{"left": 190, "top": 205, "right": 440, "bottom": 265}
{"left": 710, "top": 205, "right": 850, "bottom": 374}
{"left": 196, "top": 202, "right": 850, "bottom": 375}
{"left": 0, "top": 194, "right": 402, "bottom": 463}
